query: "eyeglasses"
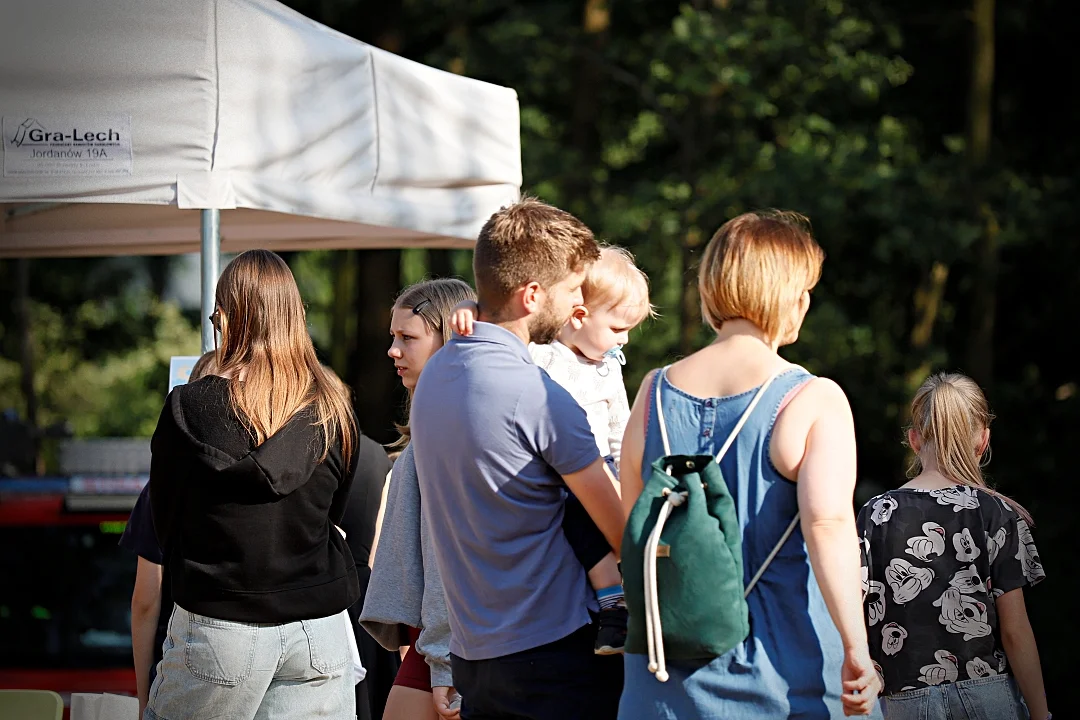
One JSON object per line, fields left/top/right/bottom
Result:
{"left": 209, "top": 309, "right": 221, "bottom": 352}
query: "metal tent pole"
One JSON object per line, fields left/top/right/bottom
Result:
{"left": 200, "top": 209, "right": 221, "bottom": 353}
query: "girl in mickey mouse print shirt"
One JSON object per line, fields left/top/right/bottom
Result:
{"left": 857, "top": 373, "right": 1049, "bottom": 720}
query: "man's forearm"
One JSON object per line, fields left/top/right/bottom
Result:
{"left": 578, "top": 465, "right": 626, "bottom": 555}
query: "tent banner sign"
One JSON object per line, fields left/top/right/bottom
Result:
{"left": 3, "top": 114, "right": 132, "bottom": 177}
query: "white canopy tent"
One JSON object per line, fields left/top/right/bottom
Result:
{"left": 1, "top": 0, "right": 520, "bottom": 348}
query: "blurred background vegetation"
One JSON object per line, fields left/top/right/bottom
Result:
{"left": 1, "top": 0, "right": 1075, "bottom": 700}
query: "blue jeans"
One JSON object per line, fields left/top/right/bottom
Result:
{"left": 145, "top": 605, "right": 354, "bottom": 720}
{"left": 881, "top": 674, "right": 1027, "bottom": 720}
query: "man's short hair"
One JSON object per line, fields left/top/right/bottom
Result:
{"left": 698, "top": 210, "right": 825, "bottom": 339}
{"left": 473, "top": 197, "right": 600, "bottom": 313}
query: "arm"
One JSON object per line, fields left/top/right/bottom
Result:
{"left": 131, "top": 557, "right": 163, "bottom": 718}
{"left": 328, "top": 440, "right": 360, "bottom": 526}
{"left": 368, "top": 468, "right": 392, "bottom": 569}
{"left": 418, "top": 628, "right": 454, "bottom": 689}
{"left": 358, "top": 454, "right": 423, "bottom": 653}
{"left": 605, "top": 366, "right": 632, "bottom": 475}
{"left": 525, "top": 374, "right": 626, "bottom": 553}
{"left": 618, "top": 371, "right": 654, "bottom": 519}
{"left": 997, "top": 588, "right": 1049, "bottom": 719}
{"left": 148, "top": 397, "right": 178, "bottom": 549}
{"left": 449, "top": 300, "right": 479, "bottom": 337}
{"left": 562, "top": 457, "right": 625, "bottom": 556}
{"left": 336, "top": 436, "right": 392, "bottom": 566}
{"left": 790, "top": 379, "right": 879, "bottom": 715}
{"left": 418, "top": 610, "right": 457, "bottom": 719}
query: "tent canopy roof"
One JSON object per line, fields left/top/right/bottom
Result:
{"left": 0, "top": 0, "right": 520, "bottom": 258}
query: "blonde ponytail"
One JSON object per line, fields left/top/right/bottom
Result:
{"left": 908, "top": 372, "right": 1033, "bottom": 525}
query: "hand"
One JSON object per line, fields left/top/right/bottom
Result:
{"left": 841, "top": 646, "right": 881, "bottom": 716}
{"left": 449, "top": 300, "right": 479, "bottom": 337}
{"left": 432, "top": 686, "right": 462, "bottom": 720}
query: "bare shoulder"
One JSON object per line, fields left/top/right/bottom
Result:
{"left": 629, "top": 368, "right": 661, "bottom": 406}
{"left": 786, "top": 376, "right": 852, "bottom": 415}
{"left": 771, "top": 376, "right": 853, "bottom": 480}
{"left": 636, "top": 368, "right": 659, "bottom": 392}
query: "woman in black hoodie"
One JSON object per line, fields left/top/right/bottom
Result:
{"left": 146, "top": 250, "right": 360, "bottom": 720}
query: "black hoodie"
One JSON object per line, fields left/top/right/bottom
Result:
{"left": 149, "top": 376, "right": 360, "bottom": 623}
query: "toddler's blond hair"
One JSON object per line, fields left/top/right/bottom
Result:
{"left": 582, "top": 246, "right": 656, "bottom": 326}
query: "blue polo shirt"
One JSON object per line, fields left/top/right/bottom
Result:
{"left": 411, "top": 322, "right": 602, "bottom": 660}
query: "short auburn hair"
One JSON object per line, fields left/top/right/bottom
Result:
{"left": 698, "top": 210, "right": 825, "bottom": 339}
{"left": 473, "top": 197, "right": 600, "bottom": 313}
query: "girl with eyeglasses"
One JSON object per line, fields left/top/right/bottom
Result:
{"left": 146, "top": 250, "right": 361, "bottom": 719}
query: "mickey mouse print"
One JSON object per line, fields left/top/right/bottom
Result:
{"left": 856, "top": 487, "right": 1044, "bottom": 696}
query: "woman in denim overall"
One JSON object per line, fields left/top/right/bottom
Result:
{"left": 618, "top": 211, "right": 880, "bottom": 719}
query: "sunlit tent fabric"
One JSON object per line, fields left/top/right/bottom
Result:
{"left": 0, "top": 0, "right": 521, "bottom": 257}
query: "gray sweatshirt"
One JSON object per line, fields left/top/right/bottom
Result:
{"left": 359, "top": 444, "right": 453, "bottom": 687}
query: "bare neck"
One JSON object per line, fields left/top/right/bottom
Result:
{"left": 476, "top": 310, "right": 531, "bottom": 346}
{"left": 902, "top": 455, "right": 961, "bottom": 490}
{"left": 712, "top": 319, "right": 780, "bottom": 352}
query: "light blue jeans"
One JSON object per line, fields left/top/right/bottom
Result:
{"left": 881, "top": 674, "right": 1028, "bottom": 720}
{"left": 145, "top": 605, "right": 354, "bottom": 720}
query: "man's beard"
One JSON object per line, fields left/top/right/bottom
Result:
{"left": 527, "top": 298, "right": 566, "bottom": 345}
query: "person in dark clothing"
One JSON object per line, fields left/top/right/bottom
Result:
{"left": 338, "top": 433, "right": 399, "bottom": 720}
{"left": 146, "top": 250, "right": 361, "bottom": 720}
{"left": 322, "top": 365, "right": 402, "bottom": 720}
{"left": 121, "top": 486, "right": 172, "bottom": 718}
{"left": 122, "top": 350, "right": 217, "bottom": 719}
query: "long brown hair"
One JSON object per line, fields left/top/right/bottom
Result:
{"left": 214, "top": 250, "right": 355, "bottom": 463}
{"left": 389, "top": 278, "right": 476, "bottom": 449}
{"left": 908, "top": 372, "right": 1032, "bottom": 524}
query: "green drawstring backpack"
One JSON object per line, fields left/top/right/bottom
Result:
{"left": 622, "top": 367, "right": 800, "bottom": 681}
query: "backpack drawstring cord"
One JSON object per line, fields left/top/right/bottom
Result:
{"left": 644, "top": 484, "right": 686, "bottom": 682}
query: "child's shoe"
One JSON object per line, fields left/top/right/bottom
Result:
{"left": 594, "top": 605, "right": 628, "bottom": 655}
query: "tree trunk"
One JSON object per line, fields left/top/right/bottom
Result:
{"left": 330, "top": 250, "right": 357, "bottom": 377}
{"left": 426, "top": 250, "right": 454, "bottom": 279}
{"left": 566, "top": 0, "right": 610, "bottom": 206}
{"left": 965, "top": 0, "right": 997, "bottom": 385}
{"left": 906, "top": 261, "right": 950, "bottom": 390}
{"left": 147, "top": 256, "right": 171, "bottom": 298}
{"left": 677, "top": 83, "right": 703, "bottom": 357}
{"left": 678, "top": 227, "right": 704, "bottom": 356}
{"left": 349, "top": 250, "right": 402, "bottom": 444}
